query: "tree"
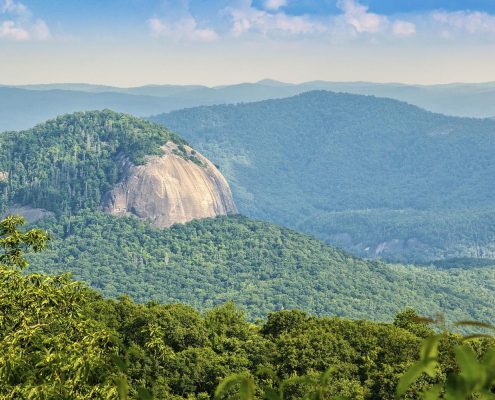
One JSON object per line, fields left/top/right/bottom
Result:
{"left": 0, "top": 216, "right": 123, "bottom": 399}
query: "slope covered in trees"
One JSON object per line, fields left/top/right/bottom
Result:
{"left": 27, "top": 211, "right": 495, "bottom": 323}
{"left": 152, "top": 91, "right": 495, "bottom": 263}
{"left": 0, "top": 110, "right": 493, "bottom": 324}
{"left": 2, "top": 216, "right": 495, "bottom": 399}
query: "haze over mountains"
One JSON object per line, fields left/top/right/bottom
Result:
{"left": 153, "top": 91, "right": 495, "bottom": 263}
{"left": 3, "top": 79, "right": 495, "bottom": 132}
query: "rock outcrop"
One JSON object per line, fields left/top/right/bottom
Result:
{"left": 102, "top": 142, "right": 237, "bottom": 228}
{"left": 2, "top": 205, "right": 54, "bottom": 223}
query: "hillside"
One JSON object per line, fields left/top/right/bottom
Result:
{"left": 2, "top": 110, "right": 492, "bottom": 324}
{"left": 2, "top": 218, "right": 474, "bottom": 400}
{"left": 0, "top": 110, "right": 236, "bottom": 226}
{"left": 152, "top": 91, "right": 495, "bottom": 263}
{"left": 27, "top": 211, "right": 495, "bottom": 323}
{"left": 4, "top": 80, "right": 495, "bottom": 132}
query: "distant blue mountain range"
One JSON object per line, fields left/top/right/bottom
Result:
{"left": 2, "top": 79, "right": 495, "bottom": 132}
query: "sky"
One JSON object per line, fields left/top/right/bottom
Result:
{"left": 1, "top": 0, "right": 495, "bottom": 86}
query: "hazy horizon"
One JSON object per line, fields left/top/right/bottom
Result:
{"left": 1, "top": 0, "right": 495, "bottom": 86}
{"left": 4, "top": 78, "right": 495, "bottom": 89}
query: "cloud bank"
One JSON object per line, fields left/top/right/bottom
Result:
{"left": 147, "top": 0, "right": 495, "bottom": 44}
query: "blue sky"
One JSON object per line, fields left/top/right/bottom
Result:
{"left": 1, "top": 0, "right": 495, "bottom": 85}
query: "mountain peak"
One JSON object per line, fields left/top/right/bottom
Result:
{"left": 255, "top": 79, "right": 291, "bottom": 87}
{"left": 0, "top": 111, "right": 237, "bottom": 227}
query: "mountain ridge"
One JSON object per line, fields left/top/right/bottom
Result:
{"left": 4, "top": 79, "right": 495, "bottom": 132}
{"left": 27, "top": 211, "right": 495, "bottom": 323}
{"left": 152, "top": 90, "right": 495, "bottom": 263}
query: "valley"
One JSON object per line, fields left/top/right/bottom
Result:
{"left": 153, "top": 91, "right": 495, "bottom": 263}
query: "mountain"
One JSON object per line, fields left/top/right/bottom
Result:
{"left": 151, "top": 91, "right": 495, "bottom": 263}
{"left": 291, "top": 81, "right": 495, "bottom": 117}
{"left": 4, "top": 80, "right": 495, "bottom": 132}
{"left": 0, "top": 111, "right": 491, "bottom": 323}
{"left": 29, "top": 211, "right": 495, "bottom": 323}
{"left": 0, "top": 87, "right": 196, "bottom": 132}
{"left": 0, "top": 110, "right": 236, "bottom": 227}
{"left": 8, "top": 82, "right": 208, "bottom": 96}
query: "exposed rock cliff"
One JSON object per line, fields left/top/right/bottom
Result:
{"left": 2, "top": 205, "right": 54, "bottom": 223}
{"left": 102, "top": 141, "right": 237, "bottom": 227}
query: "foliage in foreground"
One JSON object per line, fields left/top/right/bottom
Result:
{"left": 1, "top": 216, "right": 494, "bottom": 399}
{"left": 215, "top": 315, "right": 495, "bottom": 399}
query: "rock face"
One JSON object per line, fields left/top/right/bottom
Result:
{"left": 2, "top": 205, "right": 54, "bottom": 223}
{"left": 102, "top": 142, "right": 237, "bottom": 228}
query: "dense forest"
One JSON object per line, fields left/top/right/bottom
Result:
{"left": 297, "top": 208, "right": 495, "bottom": 263}
{"left": 27, "top": 211, "right": 495, "bottom": 323}
{"left": 152, "top": 91, "right": 495, "bottom": 263}
{"left": 2, "top": 216, "right": 494, "bottom": 399}
{"left": 0, "top": 110, "right": 490, "bottom": 324}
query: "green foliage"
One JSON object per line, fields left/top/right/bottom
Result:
{"left": 214, "top": 316, "right": 495, "bottom": 400}
{"left": 0, "top": 217, "right": 123, "bottom": 399}
{"left": 0, "top": 215, "right": 48, "bottom": 269}
{"left": 394, "top": 310, "right": 435, "bottom": 339}
{"left": 0, "top": 110, "right": 185, "bottom": 215}
{"left": 0, "top": 219, "right": 491, "bottom": 399}
{"left": 26, "top": 211, "right": 495, "bottom": 323}
{"left": 396, "top": 319, "right": 495, "bottom": 399}
{"left": 152, "top": 91, "right": 495, "bottom": 263}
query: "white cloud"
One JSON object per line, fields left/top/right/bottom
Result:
{"left": 0, "top": 0, "right": 51, "bottom": 41}
{"left": 1, "top": 0, "right": 28, "bottom": 16}
{"left": 264, "top": 0, "right": 287, "bottom": 11}
{"left": 392, "top": 20, "right": 416, "bottom": 37}
{"left": 227, "top": 1, "right": 325, "bottom": 37}
{"left": 0, "top": 20, "right": 28, "bottom": 40}
{"left": 33, "top": 19, "right": 51, "bottom": 40}
{"left": 336, "top": 0, "right": 388, "bottom": 33}
{"left": 149, "top": 16, "right": 218, "bottom": 42}
{"left": 432, "top": 10, "right": 495, "bottom": 34}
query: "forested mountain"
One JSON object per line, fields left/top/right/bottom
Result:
{"left": 0, "top": 110, "right": 187, "bottom": 215}
{"left": 27, "top": 211, "right": 495, "bottom": 323}
{"left": 4, "top": 80, "right": 495, "bottom": 131}
{"left": 152, "top": 91, "right": 495, "bottom": 263}
{"left": 0, "top": 111, "right": 490, "bottom": 323}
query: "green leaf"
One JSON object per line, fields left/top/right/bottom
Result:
{"left": 137, "top": 387, "right": 154, "bottom": 400}
{"left": 115, "top": 375, "right": 129, "bottom": 400}
{"left": 455, "top": 345, "right": 482, "bottom": 384}
{"left": 422, "top": 383, "right": 442, "bottom": 400}
{"left": 263, "top": 387, "right": 282, "bottom": 400}
{"left": 215, "top": 374, "right": 255, "bottom": 400}
{"left": 396, "top": 362, "right": 427, "bottom": 398}
{"left": 420, "top": 335, "right": 442, "bottom": 361}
